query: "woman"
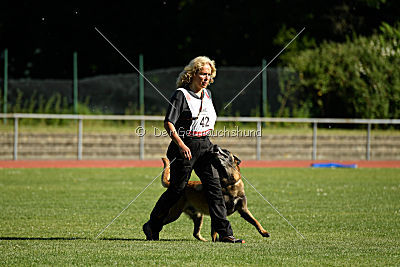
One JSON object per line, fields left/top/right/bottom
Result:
{"left": 143, "top": 56, "right": 244, "bottom": 243}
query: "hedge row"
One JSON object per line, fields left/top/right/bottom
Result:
{"left": 282, "top": 22, "right": 400, "bottom": 119}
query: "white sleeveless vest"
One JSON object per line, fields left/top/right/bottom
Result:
{"left": 177, "top": 88, "right": 217, "bottom": 137}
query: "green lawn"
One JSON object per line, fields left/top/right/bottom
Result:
{"left": 0, "top": 168, "right": 399, "bottom": 266}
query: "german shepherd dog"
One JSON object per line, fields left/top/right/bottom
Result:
{"left": 160, "top": 145, "right": 270, "bottom": 241}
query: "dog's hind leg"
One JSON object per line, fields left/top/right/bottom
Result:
{"left": 237, "top": 197, "right": 270, "bottom": 238}
{"left": 185, "top": 208, "right": 207, "bottom": 241}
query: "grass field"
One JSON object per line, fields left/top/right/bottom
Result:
{"left": 0, "top": 167, "right": 399, "bottom": 266}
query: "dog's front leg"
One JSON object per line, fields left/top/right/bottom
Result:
{"left": 190, "top": 212, "right": 207, "bottom": 242}
{"left": 237, "top": 197, "right": 270, "bottom": 238}
{"left": 211, "top": 227, "right": 218, "bottom": 242}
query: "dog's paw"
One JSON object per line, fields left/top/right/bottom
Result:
{"left": 194, "top": 234, "right": 208, "bottom": 242}
{"left": 260, "top": 230, "right": 270, "bottom": 238}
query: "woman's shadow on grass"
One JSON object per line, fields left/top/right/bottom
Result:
{"left": 0, "top": 236, "right": 190, "bottom": 242}
{"left": 0, "top": 237, "right": 87, "bottom": 241}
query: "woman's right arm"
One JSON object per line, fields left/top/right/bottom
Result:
{"left": 164, "top": 121, "right": 192, "bottom": 160}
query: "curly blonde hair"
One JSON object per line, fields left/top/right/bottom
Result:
{"left": 176, "top": 56, "right": 217, "bottom": 88}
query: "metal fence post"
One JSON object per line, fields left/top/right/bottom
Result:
{"left": 13, "top": 117, "right": 18, "bottom": 160}
{"left": 256, "top": 121, "right": 262, "bottom": 160}
{"left": 139, "top": 119, "right": 144, "bottom": 160}
{"left": 261, "top": 59, "right": 267, "bottom": 121}
{"left": 78, "top": 118, "right": 83, "bottom": 160}
{"left": 138, "top": 55, "right": 145, "bottom": 160}
{"left": 3, "top": 49, "right": 8, "bottom": 124}
{"left": 366, "top": 123, "right": 371, "bottom": 160}
{"left": 312, "top": 121, "right": 317, "bottom": 160}
{"left": 73, "top": 52, "right": 78, "bottom": 114}
{"left": 139, "top": 54, "right": 144, "bottom": 116}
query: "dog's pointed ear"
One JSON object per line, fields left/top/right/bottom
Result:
{"left": 234, "top": 155, "right": 241, "bottom": 166}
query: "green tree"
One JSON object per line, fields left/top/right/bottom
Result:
{"left": 281, "top": 22, "right": 400, "bottom": 119}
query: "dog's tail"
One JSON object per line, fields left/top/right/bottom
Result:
{"left": 161, "top": 157, "right": 170, "bottom": 188}
{"left": 161, "top": 157, "right": 202, "bottom": 189}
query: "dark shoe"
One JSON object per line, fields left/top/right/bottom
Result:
{"left": 219, "top": 235, "right": 245, "bottom": 243}
{"left": 143, "top": 221, "right": 159, "bottom": 241}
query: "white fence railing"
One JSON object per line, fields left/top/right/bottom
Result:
{"left": 1, "top": 113, "right": 399, "bottom": 161}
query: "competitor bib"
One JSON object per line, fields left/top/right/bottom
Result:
{"left": 177, "top": 88, "right": 217, "bottom": 137}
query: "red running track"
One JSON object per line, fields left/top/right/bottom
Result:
{"left": 0, "top": 160, "right": 399, "bottom": 168}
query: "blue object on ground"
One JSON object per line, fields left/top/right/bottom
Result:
{"left": 311, "top": 163, "right": 358, "bottom": 168}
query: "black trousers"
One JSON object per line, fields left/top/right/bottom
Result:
{"left": 148, "top": 136, "right": 233, "bottom": 237}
